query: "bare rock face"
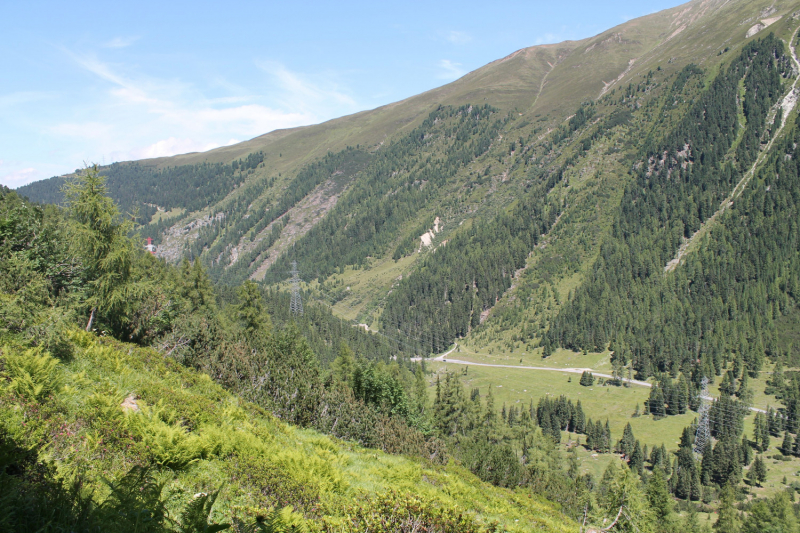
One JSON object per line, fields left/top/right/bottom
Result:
{"left": 747, "top": 15, "right": 781, "bottom": 38}
{"left": 121, "top": 393, "right": 140, "bottom": 412}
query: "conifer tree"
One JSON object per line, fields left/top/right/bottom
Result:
{"left": 619, "top": 423, "right": 635, "bottom": 457}
{"left": 630, "top": 440, "right": 644, "bottom": 475}
{"left": 780, "top": 431, "right": 793, "bottom": 456}
{"left": 714, "top": 483, "right": 740, "bottom": 533}
{"left": 65, "top": 165, "right": 151, "bottom": 333}
{"left": 700, "top": 441, "right": 713, "bottom": 486}
{"left": 646, "top": 468, "right": 672, "bottom": 520}
{"left": 741, "top": 436, "right": 753, "bottom": 466}
{"left": 649, "top": 387, "right": 666, "bottom": 419}
{"left": 236, "top": 280, "right": 271, "bottom": 343}
{"left": 575, "top": 400, "right": 586, "bottom": 433}
{"left": 752, "top": 455, "right": 767, "bottom": 485}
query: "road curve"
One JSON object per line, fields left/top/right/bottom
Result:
{"left": 425, "top": 344, "right": 768, "bottom": 414}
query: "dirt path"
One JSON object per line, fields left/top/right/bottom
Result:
{"left": 665, "top": 24, "right": 800, "bottom": 272}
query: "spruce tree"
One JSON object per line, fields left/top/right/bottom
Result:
{"left": 748, "top": 455, "right": 767, "bottom": 486}
{"left": 700, "top": 440, "right": 713, "bottom": 486}
{"left": 714, "top": 483, "right": 741, "bottom": 533}
{"left": 780, "top": 430, "right": 793, "bottom": 456}
{"left": 575, "top": 400, "right": 586, "bottom": 433}
{"left": 630, "top": 440, "right": 644, "bottom": 474}
{"left": 646, "top": 468, "right": 672, "bottom": 520}
{"left": 619, "top": 423, "right": 635, "bottom": 457}
{"left": 741, "top": 436, "right": 753, "bottom": 466}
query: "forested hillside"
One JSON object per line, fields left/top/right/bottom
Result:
{"left": 1, "top": 178, "right": 583, "bottom": 532}
{"left": 13, "top": 0, "right": 800, "bottom": 530}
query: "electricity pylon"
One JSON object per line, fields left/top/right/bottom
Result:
{"left": 694, "top": 377, "right": 711, "bottom": 455}
{"left": 289, "top": 260, "right": 303, "bottom": 316}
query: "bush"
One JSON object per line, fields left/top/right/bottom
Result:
{"left": 1, "top": 346, "right": 63, "bottom": 401}
{"left": 126, "top": 403, "right": 206, "bottom": 469}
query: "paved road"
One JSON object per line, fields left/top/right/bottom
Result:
{"left": 426, "top": 344, "right": 768, "bottom": 414}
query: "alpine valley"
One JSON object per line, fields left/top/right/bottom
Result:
{"left": 10, "top": 0, "right": 800, "bottom": 531}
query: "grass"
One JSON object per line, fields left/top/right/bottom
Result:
{"left": 428, "top": 360, "right": 694, "bottom": 453}
{"left": 148, "top": 207, "right": 184, "bottom": 224}
{"left": 1, "top": 331, "right": 578, "bottom": 532}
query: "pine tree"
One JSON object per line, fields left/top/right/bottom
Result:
{"left": 780, "top": 430, "right": 793, "bottom": 456}
{"left": 649, "top": 387, "right": 666, "bottom": 419}
{"left": 741, "top": 436, "right": 753, "bottom": 466}
{"left": 619, "top": 423, "right": 635, "bottom": 457}
{"left": 630, "top": 440, "right": 644, "bottom": 474}
{"left": 748, "top": 455, "right": 767, "bottom": 486}
{"left": 646, "top": 468, "right": 672, "bottom": 520}
{"left": 714, "top": 483, "right": 741, "bottom": 533}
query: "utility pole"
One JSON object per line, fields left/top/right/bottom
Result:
{"left": 289, "top": 260, "right": 303, "bottom": 316}
{"left": 694, "top": 377, "right": 711, "bottom": 455}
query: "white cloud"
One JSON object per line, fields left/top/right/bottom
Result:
{"left": 2, "top": 167, "right": 38, "bottom": 188}
{"left": 437, "top": 59, "right": 466, "bottom": 80}
{"left": 128, "top": 137, "right": 235, "bottom": 159}
{"left": 257, "top": 61, "right": 358, "bottom": 115}
{"left": 447, "top": 31, "right": 472, "bottom": 45}
{"left": 53, "top": 53, "right": 332, "bottom": 166}
{"left": 104, "top": 36, "right": 139, "bottom": 48}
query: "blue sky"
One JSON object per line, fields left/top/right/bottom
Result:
{"left": 1, "top": 0, "right": 683, "bottom": 187}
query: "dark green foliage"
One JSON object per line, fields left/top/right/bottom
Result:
{"left": 546, "top": 36, "right": 793, "bottom": 377}
{"left": 754, "top": 413, "right": 771, "bottom": 452}
{"left": 748, "top": 455, "right": 768, "bottom": 486}
{"left": 709, "top": 394, "right": 747, "bottom": 440}
{"left": 780, "top": 430, "right": 794, "bottom": 456}
{"left": 673, "top": 445, "right": 701, "bottom": 501}
{"left": 18, "top": 153, "right": 264, "bottom": 227}
{"left": 264, "top": 105, "right": 503, "bottom": 288}
{"left": 206, "top": 148, "right": 372, "bottom": 283}
{"left": 617, "top": 423, "right": 635, "bottom": 457}
{"left": 382, "top": 153, "right": 561, "bottom": 354}
{"left": 740, "top": 491, "right": 797, "bottom": 533}
{"left": 579, "top": 370, "right": 594, "bottom": 386}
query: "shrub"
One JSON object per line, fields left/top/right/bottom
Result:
{"left": 126, "top": 403, "right": 206, "bottom": 469}
{"left": 1, "top": 346, "right": 63, "bottom": 401}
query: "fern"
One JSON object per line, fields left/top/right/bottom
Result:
{"left": 176, "top": 489, "right": 230, "bottom": 533}
{"left": 126, "top": 403, "right": 206, "bottom": 469}
{"left": 96, "top": 465, "right": 170, "bottom": 532}
{"left": 243, "top": 506, "right": 309, "bottom": 533}
{"left": 1, "top": 346, "right": 62, "bottom": 400}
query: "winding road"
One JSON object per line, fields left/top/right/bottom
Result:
{"left": 426, "top": 344, "right": 768, "bottom": 414}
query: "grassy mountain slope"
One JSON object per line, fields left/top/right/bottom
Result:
{"left": 15, "top": 0, "right": 800, "bottom": 358}
{"left": 1, "top": 331, "right": 575, "bottom": 532}
{"left": 15, "top": 0, "right": 800, "bottom": 526}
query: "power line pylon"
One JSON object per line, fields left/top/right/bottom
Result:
{"left": 289, "top": 260, "right": 303, "bottom": 316}
{"left": 694, "top": 376, "right": 711, "bottom": 455}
